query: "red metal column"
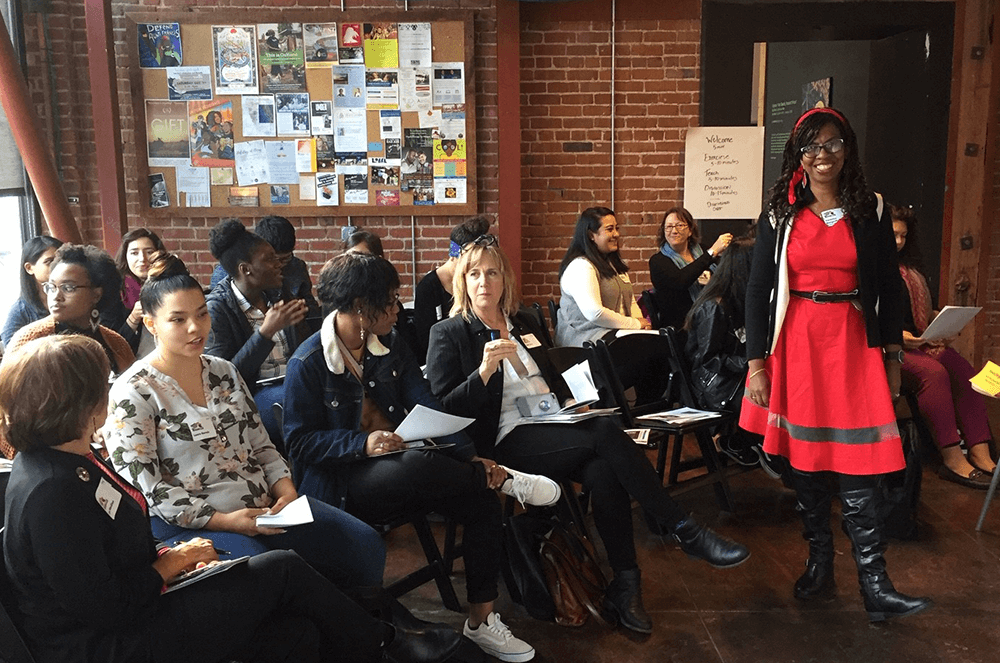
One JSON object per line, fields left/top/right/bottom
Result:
{"left": 496, "top": 0, "right": 522, "bottom": 285}
{"left": 84, "top": 0, "right": 127, "bottom": 254}
{"left": 0, "top": 14, "right": 82, "bottom": 243}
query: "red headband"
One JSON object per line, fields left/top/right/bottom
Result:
{"left": 788, "top": 108, "right": 848, "bottom": 205}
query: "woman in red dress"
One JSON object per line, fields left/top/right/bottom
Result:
{"left": 740, "top": 108, "right": 931, "bottom": 622}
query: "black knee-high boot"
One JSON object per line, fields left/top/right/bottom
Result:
{"left": 789, "top": 469, "right": 836, "bottom": 600}
{"left": 839, "top": 487, "right": 932, "bottom": 622}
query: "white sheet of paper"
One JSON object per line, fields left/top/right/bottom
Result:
{"left": 393, "top": 404, "right": 474, "bottom": 442}
{"left": 256, "top": 495, "right": 314, "bottom": 527}
{"left": 235, "top": 139, "right": 270, "bottom": 185}
{"left": 265, "top": 141, "right": 299, "bottom": 185}
{"left": 175, "top": 164, "right": 210, "bottom": 194}
{"left": 333, "top": 108, "right": 368, "bottom": 152}
{"left": 561, "top": 360, "right": 600, "bottom": 406}
{"left": 186, "top": 192, "right": 211, "bottom": 207}
{"left": 615, "top": 329, "right": 660, "bottom": 338}
{"left": 919, "top": 306, "right": 982, "bottom": 341}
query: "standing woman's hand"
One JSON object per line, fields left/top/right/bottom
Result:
{"left": 746, "top": 360, "right": 770, "bottom": 408}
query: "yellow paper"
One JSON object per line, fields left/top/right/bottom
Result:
{"left": 969, "top": 360, "right": 1000, "bottom": 398}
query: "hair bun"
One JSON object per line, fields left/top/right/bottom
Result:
{"left": 209, "top": 218, "right": 249, "bottom": 260}
{"left": 146, "top": 252, "right": 189, "bottom": 281}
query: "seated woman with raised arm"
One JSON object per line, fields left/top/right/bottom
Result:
{"left": 104, "top": 253, "right": 387, "bottom": 595}
{"left": 205, "top": 219, "right": 309, "bottom": 448}
{"left": 1, "top": 335, "right": 455, "bottom": 663}
{"left": 1, "top": 235, "right": 62, "bottom": 347}
{"left": 554, "top": 207, "right": 650, "bottom": 347}
{"left": 283, "top": 251, "right": 560, "bottom": 663}
{"left": 425, "top": 236, "right": 750, "bottom": 636}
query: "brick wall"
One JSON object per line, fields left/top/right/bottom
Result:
{"left": 519, "top": 18, "right": 701, "bottom": 308}
{"left": 22, "top": 0, "right": 501, "bottom": 298}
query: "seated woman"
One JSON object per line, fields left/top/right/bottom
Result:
{"left": 684, "top": 238, "right": 764, "bottom": 467}
{"left": 649, "top": 207, "right": 732, "bottom": 330}
{"left": 1, "top": 334, "right": 455, "bottom": 663}
{"left": 425, "top": 238, "right": 750, "bottom": 636}
{"left": 344, "top": 228, "right": 386, "bottom": 256}
{"left": 205, "top": 219, "right": 309, "bottom": 447}
{"left": 892, "top": 205, "right": 996, "bottom": 487}
{"left": 104, "top": 253, "right": 387, "bottom": 596}
{"left": 283, "top": 251, "right": 560, "bottom": 663}
{"left": 1, "top": 235, "right": 62, "bottom": 347}
{"left": 554, "top": 207, "right": 651, "bottom": 347}
{"left": 115, "top": 228, "right": 167, "bottom": 357}
{"left": 414, "top": 216, "right": 491, "bottom": 359}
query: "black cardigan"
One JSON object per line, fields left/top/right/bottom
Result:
{"left": 648, "top": 244, "right": 716, "bottom": 330}
{"left": 425, "top": 310, "right": 569, "bottom": 458}
{"left": 744, "top": 200, "right": 903, "bottom": 361}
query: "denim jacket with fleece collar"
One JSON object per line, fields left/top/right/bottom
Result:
{"left": 282, "top": 313, "right": 476, "bottom": 507}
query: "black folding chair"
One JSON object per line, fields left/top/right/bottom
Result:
{"left": 639, "top": 289, "right": 661, "bottom": 329}
{"left": 527, "top": 302, "right": 554, "bottom": 348}
{"left": 0, "top": 529, "right": 37, "bottom": 663}
{"left": 591, "top": 328, "right": 737, "bottom": 512}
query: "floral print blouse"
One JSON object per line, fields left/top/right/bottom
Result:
{"left": 105, "top": 355, "right": 291, "bottom": 529}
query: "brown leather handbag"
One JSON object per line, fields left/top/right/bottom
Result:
{"left": 538, "top": 525, "right": 610, "bottom": 627}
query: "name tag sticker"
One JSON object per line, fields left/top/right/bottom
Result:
{"left": 189, "top": 418, "right": 216, "bottom": 441}
{"left": 520, "top": 333, "right": 542, "bottom": 349}
{"left": 821, "top": 208, "right": 844, "bottom": 226}
{"left": 95, "top": 478, "right": 121, "bottom": 519}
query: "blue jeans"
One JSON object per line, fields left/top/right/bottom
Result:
{"left": 151, "top": 496, "right": 386, "bottom": 588}
{"left": 255, "top": 383, "right": 285, "bottom": 454}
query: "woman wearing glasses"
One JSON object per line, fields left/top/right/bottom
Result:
{"left": 740, "top": 107, "right": 930, "bottom": 621}
{"left": 649, "top": 207, "right": 732, "bottom": 330}
{"left": 554, "top": 207, "right": 650, "bottom": 347}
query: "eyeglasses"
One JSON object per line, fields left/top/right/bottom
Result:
{"left": 461, "top": 234, "right": 498, "bottom": 253}
{"left": 800, "top": 138, "right": 845, "bottom": 157}
{"left": 42, "top": 282, "right": 95, "bottom": 296}
{"left": 663, "top": 224, "right": 689, "bottom": 232}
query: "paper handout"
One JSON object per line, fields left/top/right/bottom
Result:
{"left": 560, "top": 360, "right": 600, "bottom": 409}
{"left": 970, "top": 361, "right": 1000, "bottom": 398}
{"left": 256, "top": 495, "right": 314, "bottom": 527}
{"left": 393, "top": 404, "right": 474, "bottom": 442}
{"left": 920, "top": 306, "right": 981, "bottom": 342}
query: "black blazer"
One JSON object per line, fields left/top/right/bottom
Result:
{"left": 426, "top": 309, "right": 569, "bottom": 458}
{"left": 648, "top": 244, "right": 716, "bottom": 330}
{"left": 3, "top": 447, "right": 163, "bottom": 663}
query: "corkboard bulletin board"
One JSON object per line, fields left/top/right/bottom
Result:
{"left": 125, "top": 9, "right": 476, "bottom": 217}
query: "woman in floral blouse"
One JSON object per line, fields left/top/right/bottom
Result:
{"left": 104, "top": 252, "right": 385, "bottom": 591}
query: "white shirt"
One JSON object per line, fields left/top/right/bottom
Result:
{"left": 496, "top": 318, "right": 551, "bottom": 443}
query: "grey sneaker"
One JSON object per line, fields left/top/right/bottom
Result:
{"left": 499, "top": 467, "right": 561, "bottom": 507}
{"left": 463, "top": 612, "right": 535, "bottom": 662}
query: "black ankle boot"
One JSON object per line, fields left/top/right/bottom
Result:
{"left": 840, "top": 487, "right": 932, "bottom": 622}
{"left": 603, "top": 567, "right": 652, "bottom": 634}
{"left": 672, "top": 517, "right": 750, "bottom": 568}
{"left": 789, "top": 469, "right": 836, "bottom": 600}
{"left": 382, "top": 624, "right": 463, "bottom": 663}
{"left": 354, "top": 586, "right": 453, "bottom": 635}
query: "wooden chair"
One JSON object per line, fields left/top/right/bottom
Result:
{"left": 591, "top": 328, "right": 737, "bottom": 512}
{"left": 0, "top": 529, "right": 37, "bottom": 663}
{"left": 272, "top": 404, "right": 462, "bottom": 611}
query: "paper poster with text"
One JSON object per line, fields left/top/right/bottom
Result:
{"left": 138, "top": 23, "right": 182, "bottom": 68}
{"left": 188, "top": 98, "right": 235, "bottom": 168}
{"left": 332, "top": 66, "right": 366, "bottom": 108}
{"left": 397, "top": 23, "right": 431, "bottom": 67}
{"left": 146, "top": 100, "right": 189, "bottom": 167}
{"left": 432, "top": 63, "right": 465, "bottom": 105}
{"left": 682, "top": 126, "right": 765, "bottom": 219}
{"left": 304, "top": 23, "right": 339, "bottom": 68}
{"left": 363, "top": 23, "right": 399, "bottom": 68}
{"left": 257, "top": 23, "right": 306, "bottom": 94}
{"left": 213, "top": 26, "right": 258, "bottom": 95}
{"left": 366, "top": 70, "right": 399, "bottom": 110}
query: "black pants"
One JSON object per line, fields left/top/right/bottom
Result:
{"left": 495, "top": 417, "right": 687, "bottom": 574}
{"left": 151, "top": 550, "right": 384, "bottom": 663}
{"left": 339, "top": 450, "right": 503, "bottom": 605}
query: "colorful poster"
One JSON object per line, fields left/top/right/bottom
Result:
{"left": 188, "top": 99, "right": 235, "bottom": 167}
{"left": 228, "top": 186, "right": 259, "bottom": 207}
{"left": 363, "top": 23, "right": 398, "bottom": 68}
{"left": 402, "top": 127, "right": 433, "bottom": 190}
{"left": 376, "top": 189, "right": 400, "bottom": 206}
{"left": 432, "top": 62, "right": 465, "bottom": 105}
{"left": 310, "top": 101, "right": 333, "bottom": 135}
{"left": 145, "top": 100, "right": 189, "bottom": 167}
{"left": 410, "top": 175, "right": 434, "bottom": 205}
{"left": 370, "top": 163, "right": 399, "bottom": 187}
{"left": 270, "top": 185, "right": 291, "bottom": 205}
{"left": 316, "top": 172, "right": 339, "bottom": 206}
{"left": 340, "top": 23, "right": 362, "bottom": 47}
{"left": 365, "top": 70, "right": 399, "bottom": 110}
{"left": 211, "top": 167, "right": 234, "bottom": 185}
{"left": 315, "top": 135, "right": 336, "bottom": 170}
{"left": 397, "top": 23, "right": 431, "bottom": 68}
{"left": 257, "top": 23, "right": 306, "bottom": 93}
{"left": 275, "top": 93, "right": 311, "bottom": 137}
{"left": 138, "top": 23, "right": 182, "bottom": 68}
{"left": 304, "top": 23, "right": 339, "bottom": 68}
{"left": 241, "top": 95, "right": 276, "bottom": 137}
{"left": 149, "top": 173, "right": 169, "bottom": 208}
{"left": 166, "top": 66, "right": 212, "bottom": 101}
{"left": 213, "top": 26, "right": 258, "bottom": 95}
{"left": 433, "top": 138, "right": 466, "bottom": 178}
{"left": 296, "top": 139, "right": 317, "bottom": 173}
{"left": 332, "top": 66, "right": 366, "bottom": 108}
{"left": 399, "top": 68, "right": 432, "bottom": 113}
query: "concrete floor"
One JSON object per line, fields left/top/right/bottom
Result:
{"left": 390, "top": 452, "right": 1000, "bottom": 663}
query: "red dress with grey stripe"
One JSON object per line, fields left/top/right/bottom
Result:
{"left": 739, "top": 208, "right": 904, "bottom": 475}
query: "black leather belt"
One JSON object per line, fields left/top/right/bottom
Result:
{"left": 790, "top": 288, "right": 859, "bottom": 303}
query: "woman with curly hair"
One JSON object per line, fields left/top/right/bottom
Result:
{"left": 891, "top": 205, "right": 995, "bottom": 486}
{"left": 740, "top": 108, "right": 931, "bottom": 621}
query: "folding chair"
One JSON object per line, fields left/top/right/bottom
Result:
{"left": 639, "top": 289, "right": 661, "bottom": 330}
{"left": 0, "top": 529, "right": 37, "bottom": 663}
{"left": 273, "top": 404, "right": 462, "bottom": 611}
{"left": 527, "top": 302, "right": 554, "bottom": 348}
{"left": 547, "top": 299, "right": 560, "bottom": 337}
{"left": 976, "top": 462, "right": 1000, "bottom": 531}
{"left": 591, "top": 328, "right": 737, "bottom": 512}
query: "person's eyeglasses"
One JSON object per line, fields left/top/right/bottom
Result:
{"left": 461, "top": 234, "right": 498, "bottom": 253}
{"left": 663, "top": 224, "right": 689, "bottom": 232}
{"left": 800, "top": 138, "right": 845, "bottom": 157}
{"left": 42, "top": 282, "right": 95, "bottom": 295}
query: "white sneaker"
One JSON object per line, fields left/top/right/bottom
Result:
{"left": 463, "top": 612, "right": 535, "bottom": 662}
{"left": 498, "top": 467, "right": 561, "bottom": 507}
